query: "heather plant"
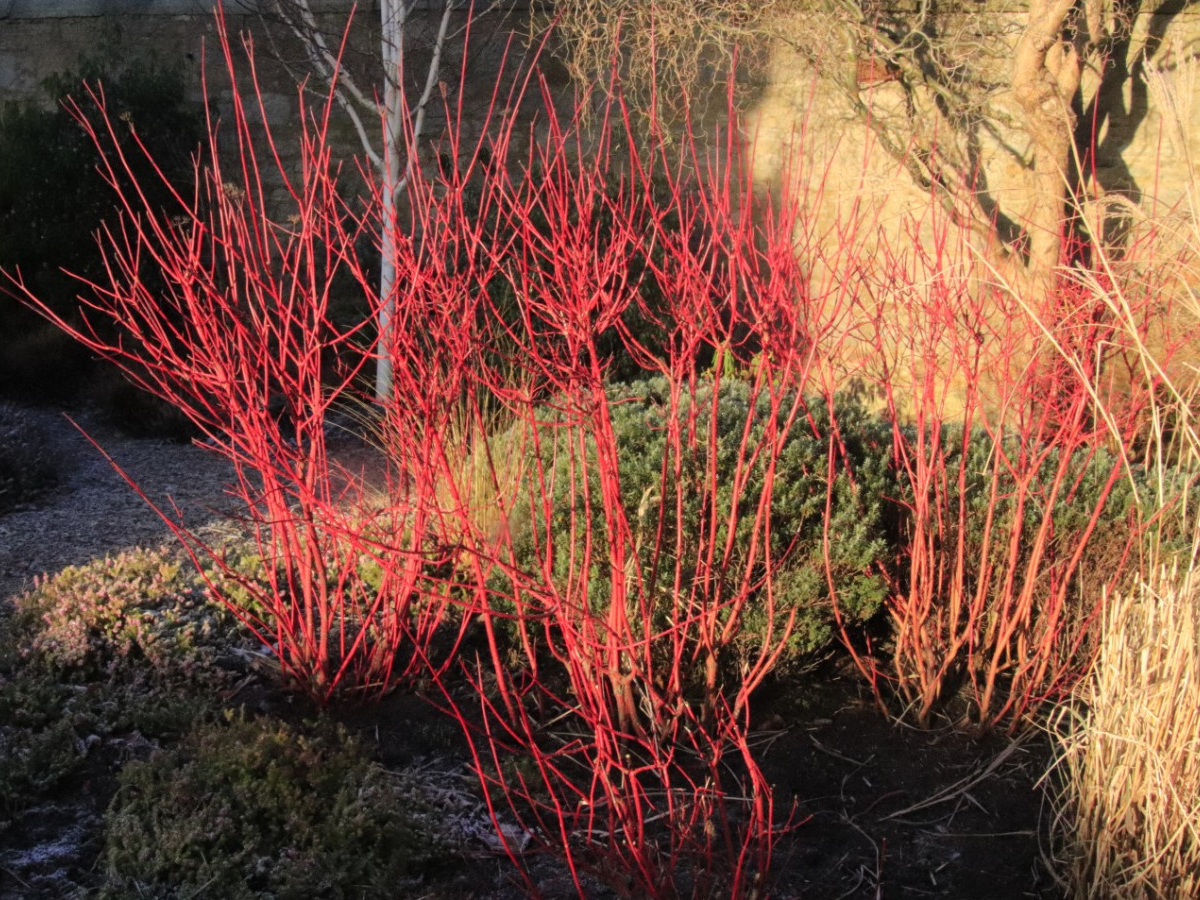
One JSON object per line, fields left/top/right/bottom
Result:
{"left": 0, "top": 603, "right": 88, "bottom": 813}
{"left": 102, "top": 712, "right": 451, "bottom": 899}
{"left": 0, "top": 609, "right": 85, "bottom": 813}
{"left": 0, "top": 546, "right": 244, "bottom": 814}
{"left": 0, "top": 655, "right": 209, "bottom": 756}
{"left": 0, "top": 716, "right": 85, "bottom": 816}
{"left": 14, "top": 546, "right": 246, "bottom": 686}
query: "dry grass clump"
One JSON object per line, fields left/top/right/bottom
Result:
{"left": 1051, "top": 564, "right": 1200, "bottom": 900}
{"left": 1049, "top": 143, "right": 1200, "bottom": 894}
{"left": 432, "top": 403, "right": 531, "bottom": 555}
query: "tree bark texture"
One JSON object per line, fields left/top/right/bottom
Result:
{"left": 1012, "top": 0, "right": 1087, "bottom": 280}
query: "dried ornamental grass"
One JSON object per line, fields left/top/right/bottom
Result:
{"left": 428, "top": 401, "right": 531, "bottom": 556}
{"left": 1051, "top": 565, "right": 1200, "bottom": 900}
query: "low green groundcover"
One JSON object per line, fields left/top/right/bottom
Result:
{"left": 102, "top": 713, "right": 449, "bottom": 899}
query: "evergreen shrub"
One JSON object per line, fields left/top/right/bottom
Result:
{"left": 512, "top": 377, "right": 895, "bottom": 676}
{"left": 0, "top": 59, "right": 199, "bottom": 410}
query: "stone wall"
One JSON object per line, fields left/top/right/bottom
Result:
{"left": 0, "top": 2, "right": 537, "bottom": 212}
{"left": 3, "top": 1, "right": 1198, "bottom": 263}
{"left": 745, "top": 6, "right": 1200, "bottom": 237}
{"left": 3, "top": 2, "right": 1197, "bottom": 211}
{"left": 736, "top": 5, "right": 1200, "bottom": 415}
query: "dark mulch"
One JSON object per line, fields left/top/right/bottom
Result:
{"left": 755, "top": 674, "right": 1059, "bottom": 899}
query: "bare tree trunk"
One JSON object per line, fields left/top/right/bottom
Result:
{"left": 261, "top": 0, "right": 478, "bottom": 400}
{"left": 377, "top": 0, "right": 405, "bottom": 403}
{"left": 1012, "top": 0, "right": 1085, "bottom": 282}
{"left": 376, "top": 0, "right": 454, "bottom": 400}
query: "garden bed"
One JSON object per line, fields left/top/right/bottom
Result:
{"left": 0, "top": 427, "right": 1056, "bottom": 898}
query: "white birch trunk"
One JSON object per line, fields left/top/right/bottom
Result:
{"left": 375, "top": 0, "right": 405, "bottom": 401}
{"left": 266, "top": 0, "right": 468, "bottom": 400}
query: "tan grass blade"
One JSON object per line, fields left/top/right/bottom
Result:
{"left": 1050, "top": 564, "right": 1200, "bottom": 900}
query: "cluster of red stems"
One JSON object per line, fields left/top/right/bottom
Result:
{"left": 6, "top": 13, "right": 1178, "bottom": 899}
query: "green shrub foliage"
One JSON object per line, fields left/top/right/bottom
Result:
{"left": 0, "top": 60, "right": 198, "bottom": 293}
{"left": 0, "top": 714, "right": 86, "bottom": 816}
{"left": 908, "top": 426, "right": 1144, "bottom": 612}
{"left": 515, "top": 377, "right": 895, "bottom": 676}
{"left": 102, "top": 714, "right": 448, "bottom": 899}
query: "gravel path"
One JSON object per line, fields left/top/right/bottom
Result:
{"left": 0, "top": 406, "right": 245, "bottom": 601}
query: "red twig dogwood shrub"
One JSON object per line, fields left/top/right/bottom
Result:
{"left": 5, "top": 17, "right": 458, "bottom": 704}
{"left": 827, "top": 206, "right": 1161, "bottom": 730}
{"left": 357, "top": 76, "right": 844, "bottom": 893}
{"left": 10, "top": 12, "right": 817, "bottom": 889}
